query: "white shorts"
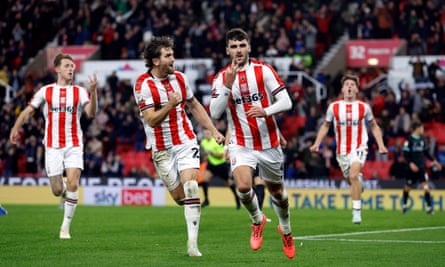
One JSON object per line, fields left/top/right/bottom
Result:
{"left": 228, "top": 144, "right": 284, "bottom": 184}
{"left": 336, "top": 149, "right": 367, "bottom": 179}
{"left": 45, "top": 146, "right": 84, "bottom": 177}
{"left": 153, "top": 142, "right": 200, "bottom": 191}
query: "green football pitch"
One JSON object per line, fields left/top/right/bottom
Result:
{"left": 0, "top": 205, "right": 444, "bottom": 267}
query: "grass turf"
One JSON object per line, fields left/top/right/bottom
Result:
{"left": 0, "top": 205, "right": 444, "bottom": 267}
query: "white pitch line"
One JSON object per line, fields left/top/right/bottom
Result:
{"left": 304, "top": 238, "right": 445, "bottom": 244}
{"left": 295, "top": 226, "right": 445, "bottom": 240}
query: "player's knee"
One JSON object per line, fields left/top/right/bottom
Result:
{"left": 64, "top": 182, "right": 78, "bottom": 192}
{"left": 70, "top": 184, "right": 79, "bottom": 191}
{"left": 237, "top": 185, "right": 251, "bottom": 193}
{"left": 175, "top": 198, "right": 185, "bottom": 206}
{"left": 270, "top": 189, "right": 287, "bottom": 200}
{"left": 51, "top": 187, "right": 63, "bottom": 196}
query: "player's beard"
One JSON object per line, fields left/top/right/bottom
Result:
{"left": 158, "top": 64, "right": 174, "bottom": 78}
{"left": 233, "top": 54, "right": 247, "bottom": 66}
{"left": 165, "top": 64, "right": 174, "bottom": 75}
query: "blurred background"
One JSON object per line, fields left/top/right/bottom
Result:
{"left": 0, "top": 0, "right": 444, "bottom": 183}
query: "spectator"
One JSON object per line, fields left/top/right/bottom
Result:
{"left": 3, "top": 146, "right": 19, "bottom": 178}
{"left": 301, "top": 138, "right": 328, "bottom": 178}
{"left": 23, "top": 135, "right": 43, "bottom": 175}
{"left": 304, "top": 106, "right": 321, "bottom": 135}
{"left": 134, "top": 123, "right": 147, "bottom": 152}
{"left": 409, "top": 55, "right": 428, "bottom": 83}
{"left": 389, "top": 154, "right": 408, "bottom": 180}
{"left": 392, "top": 107, "right": 411, "bottom": 137}
{"left": 300, "top": 19, "right": 317, "bottom": 57}
{"left": 427, "top": 59, "right": 443, "bottom": 86}
{"left": 101, "top": 152, "right": 124, "bottom": 177}
{"left": 398, "top": 89, "right": 413, "bottom": 114}
{"left": 375, "top": 0, "right": 394, "bottom": 39}
{"left": 275, "top": 28, "right": 290, "bottom": 56}
{"left": 265, "top": 43, "right": 279, "bottom": 57}
{"left": 0, "top": 0, "right": 444, "bottom": 181}
{"left": 407, "top": 33, "right": 426, "bottom": 56}
{"left": 383, "top": 91, "right": 398, "bottom": 119}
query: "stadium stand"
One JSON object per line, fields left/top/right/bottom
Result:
{"left": 0, "top": 0, "right": 444, "bottom": 180}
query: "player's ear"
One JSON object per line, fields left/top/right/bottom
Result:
{"left": 153, "top": 58, "right": 160, "bottom": 66}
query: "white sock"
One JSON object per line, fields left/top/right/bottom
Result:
{"left": 271, "top": 190, "right": 291, "bottom": 235}
{"left": 352, "top": 200, "right": 361, "bottom": 210}
{"left": 237, "top": 189, "right": 262, "bottom": 224}
{"left": 62, "top": 191, "right": 78, "bottom": 229}
{"left": 183, "top": 181, "right": 201, "bottom": 242}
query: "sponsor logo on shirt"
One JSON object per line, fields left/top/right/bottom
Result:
{"left": 231, "top": 92, "right": 264, "bottom": 105}
{"left": 50, "top": 106, "right": 76, "bottom": 113}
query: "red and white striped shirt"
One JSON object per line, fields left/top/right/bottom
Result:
{"left": 325, "top": 100, "right": 374, "bottom": 155}
{"left": 29, "top": 83, "right": 90, "bottom": 148}
{"left": 133, "top": 71, "right": 196, "bottom": 151}
{"left": 211, "top": 59, "right": 285, "bottom": 150}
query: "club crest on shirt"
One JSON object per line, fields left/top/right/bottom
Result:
{"left": 211, "top": 88, "right": 219, "bottom": 98}
{"left": 240, "top": 83, "right": 249, "bottom": 94}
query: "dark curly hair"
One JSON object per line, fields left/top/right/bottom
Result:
{"left": 225, "top": 28, "right": 249, "bottom": 46}
{"left": 143, "top": 36, "right": 174, "bottom": 69}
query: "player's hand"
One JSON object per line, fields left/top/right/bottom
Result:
{"left": 223, "top": 59, "right": 241, "bottom": 89}
{"left": 9, "top": 129, "right": 19, "bottom": 145}
{"left": 224, "top": 148, "right": 230, "bottom": 161}
{"left": 432, "top": 160, "right": 442, "bottom": 171}
{"left": 246, "top": 105, "right": 266, "bottom": 118}
{"left": 309, "top": 144, "right": 319, "bottom": 153}
{"left": 168, "top": 92, "right": 182, "bottom": 106}
{"left": 280, "top": 135, "right": 287, "bottom": 148}
{"left": 378, "top": 146, "right": 388, "bottom": 154}
{"left": 410, "top": 162, "right": 419, "bottom": 173}
{"left": 213, "top": 131, "right": 225, "bottom": 145}
{"left": 88, "top": 73, "right": 98, "bottom": 91}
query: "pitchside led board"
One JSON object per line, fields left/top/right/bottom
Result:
{"left": 0, "top": 177, "right": 443, "bottom": 212}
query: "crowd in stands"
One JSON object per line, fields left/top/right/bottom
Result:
{"left": 0, "top": 0, "right": 445, "bottom": 180}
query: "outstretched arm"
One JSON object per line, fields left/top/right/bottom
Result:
{"left": 309, "top": 121, "right": 331, "bottom": 152}
{"left": 9, "top": 105, "right": 35, "bottom": 144}
{"left": 370, "top": 119, "right": 388, "bottom": 154}
{"left": 187, "top": 97, "right": 225, "bottom": 144}
{"left": 84, "top": 73, "right": 98, "bottom": 118}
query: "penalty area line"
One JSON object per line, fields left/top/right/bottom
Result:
{"left": 295, "top": 226, "right": 445, "bottom": 240}
{"left": 299, "top": 238, "right": 445, "bottom": 244}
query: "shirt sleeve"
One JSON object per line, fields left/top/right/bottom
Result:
{"left": 79, "top": 86, "right": 90, "bottom": 107}
{"left": 364, "top": 103, "right": 374, "bottom": 121}
{"left": 325, "top": 103, "right": 334, "bottom": 122}
{"left": 264, "top": 64, "right": 285, "bottom": 95}
{"left": 182, "top": 73, "right": 195, "bottom": 101}
{"left": 263, "top": 89, "right": 292, "bottom": 116}
{"left": 29, "top": 87, "right": 45, "bottom": 108}
{"left": 134, "top": 76, "right": 154, "bottom": 112}
{"left": 209, "top": 71, "right": 231, "bottom": 119}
